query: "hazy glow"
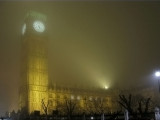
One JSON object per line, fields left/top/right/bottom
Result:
{"left": 71, "top": 95, "right": 74, "bottom": 100}
{"left": 77, "top": 96, "right": 80, "bottom": 100}
{"left": 84, "top": 65, "right": 111, "bottom": 88}
{"left": 155, "top": 71, "right": 160, "bottom": 77}
{"left": 89, "top": 96, "right": 92, "bottom": 101}
{"left": 104, "top": 85, "right": 109, "bottom": 89}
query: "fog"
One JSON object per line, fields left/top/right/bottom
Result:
{"left": 0, "top": 1, "right": 160, "bottom": 115}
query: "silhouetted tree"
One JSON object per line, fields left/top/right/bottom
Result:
{"left": 18, "top": 107, "right": 29, "bottom": 120}
{"left": 5, "top": 111, "right": 9, "bottom": 118}
{"left": 83, "top": 97, "right": 95, "bottom": 114}
{"left": 92, "top": 98, "right": 109, "bottom": 114}
{"left": 118, "top": 94, "right": 136, "bottom": 114}
{"left": 118, "top": 94, "right": 154, "bottom": 119}
{"left": 57, "top": 97, "right": 78, "bottom": 120}
{"left": 10, "top": 110, "right": 17, "bottom": 120}
{"left": 41, "top": 99, "right": 50, "bottom": 120}
{"left": 137, "top": 96, "right": 153, "bottom": 119}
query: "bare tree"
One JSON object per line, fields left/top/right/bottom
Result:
{"left": 83, "top": 98, "right": 94, "bottom": 114}
{"left": 18, "top": 107, "right": 28, "bottom": 120}
{"left": 137, "top": 96, "right": 153, "bottom": 119}
{"left": 41, "top": 99, "right": 50, "bottom": 119}
{"left": 92, "top": 98, "right": 109, "bottom": 114}
{"left": 118, "top": 94, "right": 136, "bottom": 114}
{"left": 10, "top": 110, "right": 17, "bottom": 120}
{"left": 84, "top": 97, "right": 109, "bottom": 115}
{"left": 118, "top": 94, "right": 154, "bottom": 119}
{"left": 57, "top": 97, "right": 78, "bottom": 120}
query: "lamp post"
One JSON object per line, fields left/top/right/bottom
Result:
{"left": 155, "top": 71, "right": 160, "bottom": 93}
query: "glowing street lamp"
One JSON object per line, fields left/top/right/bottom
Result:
{"left": 155, "top": 71, "right": 160, "bottom": 92}
{"left": 155, "top": 71, "right": 160, "bottom": 77}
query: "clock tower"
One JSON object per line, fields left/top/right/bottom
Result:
{"left": 20, "top": 11, "right": 49, "bottom": 114}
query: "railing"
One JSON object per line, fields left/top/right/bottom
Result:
{"left": 29, "top": 112, "right": 155, "bottom": 120}
{"left": 6, "top": 107, "right": 160, "bottom": 120}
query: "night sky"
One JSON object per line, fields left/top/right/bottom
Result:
{"left": 0, "top": 1, "right": 160, "bottom": 116}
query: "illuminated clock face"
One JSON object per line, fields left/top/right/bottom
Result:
{"left": 33, "top": 21, "right": 45, "bottom": 32}
{"left": 22, "top": 23, "right": 26, "bottom": 35}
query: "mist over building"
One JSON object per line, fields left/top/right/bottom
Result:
{"left": 18, "top": 10, "right": 158, "bottom": 115}
{"left": 1, "top": 2, "right": 160, "bottom": 116}
{"left": 19, "top": 11, "right": 117, "bottom": 115}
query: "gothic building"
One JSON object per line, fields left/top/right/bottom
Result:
{"left": 19, "top": 11, "right": 113, "bottom": 115}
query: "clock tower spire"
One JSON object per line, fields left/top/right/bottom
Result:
{"left": 20, "top": 11, "right": 49, "bottom": 114}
